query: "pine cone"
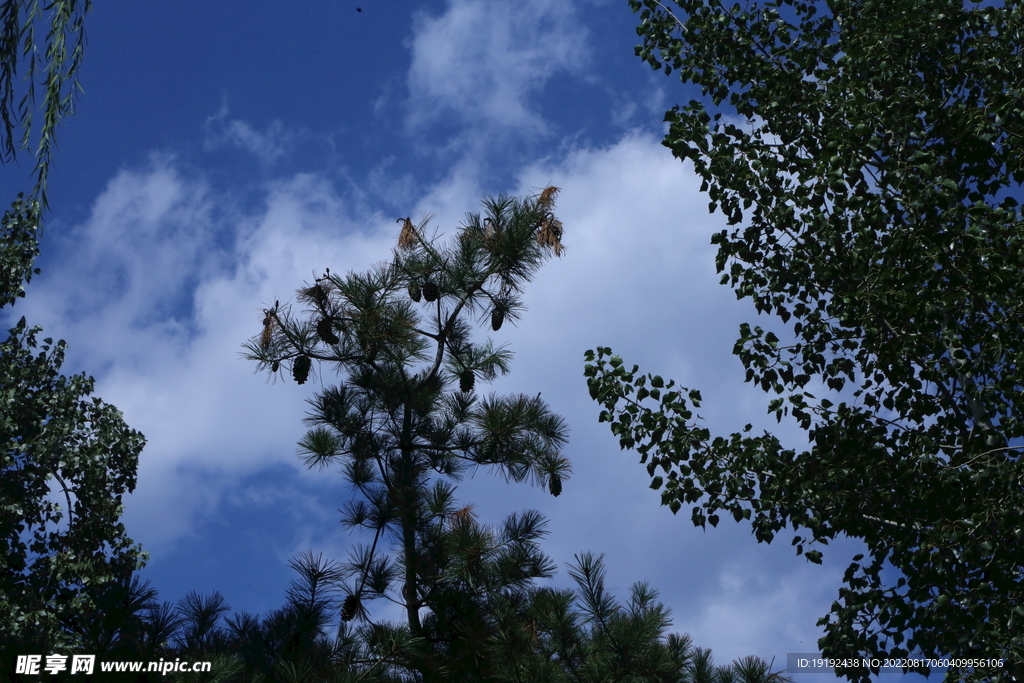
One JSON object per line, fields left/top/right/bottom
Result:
{"left": 459, "top": 369, "right": 475, "bottom": 393}
{"left": 548, "top": 475, "right": 562, "bottom": 497}
{"left": 270, "top": 361, "right": 279, "bottom": 373}
{"left": 491, "top": 308, "right": 504, "bottom": 331}
{"left": 293, "top": 355, "right": 311, "bottom": 385}
{"left": 422, "top": 281, "right": 439, "bottom": 302}
{"left": 341, "top": 594, "right": 359, "bottom": 622}
{"left": 408, "top": 281, "right": 422, "bottom": 302}
{"left": 316, "top": 317, "right": 340, "bottom": 345}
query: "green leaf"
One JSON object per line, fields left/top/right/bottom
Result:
{"left": 591, "top": 0, "right": 1024, "bottom": 669}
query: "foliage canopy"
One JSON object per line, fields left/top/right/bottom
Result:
{"left": 586, "top": 0, "right": 1024, "bottom": 680}
{"left": 74, "top": 545, "right": 792, "bottom": 683}
{"left": 0, "top": 0, "right": 148, "bottom": 667}
{"left": 1, "top": 196, "right": 147, "bottom": 659}
{"left": 244, "top": 189, "right": 572, "bottom": 656}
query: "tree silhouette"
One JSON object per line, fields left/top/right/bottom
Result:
{"left": 237, "top": 188, "right": 788, "bottom": 682}
{"left": 1, "top": 199, "right": 147, "bottom": 673}
{"left": 588, "top": 0, "right": 1024, "bottom": 679}
{"left": 243, "top": 188, "right": 569, "bottom": 655}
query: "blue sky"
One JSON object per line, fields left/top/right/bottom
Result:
{"left": 6, "top": 0, "right": 933, "bottom": 679}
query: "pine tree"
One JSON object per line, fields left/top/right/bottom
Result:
{"left": 243, "top": 188, "right": 571, "bottom": 650}
{"left": 479, "top": 550, "right": 792, "bottom": 683}
{"left": 239, "top": 189, "right": 787, "bottom": 682}
{"left": 152, "top": 520, "right": 789, "bottom": 683}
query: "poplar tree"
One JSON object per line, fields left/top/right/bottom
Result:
{"left": 1, "top": 198, "right": 147, "bottom": 658}
{"left": 1, "top": 0, "right": 152, "bottom": 663}
{"left": 586, "top": 1, "right": 1024, "bottom": 680}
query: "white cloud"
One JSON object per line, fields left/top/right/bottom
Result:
{"left": 405, "top": 0, "right": 588, "bottom": 138}
{"left": 16, "top": 129, "right": 851, "bottom": 666}
{"left": 684, "top": 551, "right": 843, "bottom": 665}
{"left": 20, "top": 159, "right": 406, "bottom": 551}
{"left": 203, "top": 101, "right": 302, "bottom": 168}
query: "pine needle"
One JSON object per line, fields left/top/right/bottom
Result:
{"left": 397, "top": 217, "right": 418, "bottom": 250}
{"left": 536, "top": 216, "right": 565, "bottom": 256}
{"left": 537, "top": 186, "right": 560, "bottom": 211}
{"left": 260, "top": 310, "right": 278, "bottom": 349}
{"left": 534, "top": 187, "right": 565, "bottom": 256}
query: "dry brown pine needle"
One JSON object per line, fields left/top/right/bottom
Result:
{"left": 260, "top": 310, "right": 278, "bottom": 349}
{"left": 397, "top": 217, "right": 417, "bottom": 250}
{"left": 537, "top": 186, "right": 560, "bottom": 211}
{"left": 536, "top": 217, "right": 565, "bottom": 256}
